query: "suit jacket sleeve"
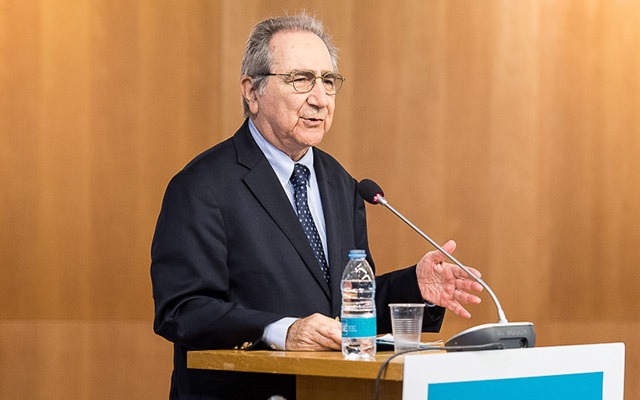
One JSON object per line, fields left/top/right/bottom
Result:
{"left": 150, "top": 168, "right": 284, "bottom": 351}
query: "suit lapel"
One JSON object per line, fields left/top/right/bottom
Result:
{"left": 314, "top": 151, "right": 344, "bottom": 316}
{"left": 234, "top": 122, "right": 331, "bottom": 300}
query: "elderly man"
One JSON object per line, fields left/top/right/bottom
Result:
{"left": 151, "top": 13, "right": 482, "bottom": 400}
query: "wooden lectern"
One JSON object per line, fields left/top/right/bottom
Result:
{"left": 188, "top": 349, "right": 408, "bottom": 399}
{"left": 188, "top": 343, "right": 625, "bottom": 399}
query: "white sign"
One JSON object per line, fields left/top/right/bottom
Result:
{"left": 403, "top": 343, "right": 625, "bottom": 400}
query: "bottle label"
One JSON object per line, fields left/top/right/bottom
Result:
{"left": 342, "top": 317, "right": 376, "bottom": 338}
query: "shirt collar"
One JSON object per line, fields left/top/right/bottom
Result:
{"left": 248, "top": 118, "right": 314, "bottom": 186}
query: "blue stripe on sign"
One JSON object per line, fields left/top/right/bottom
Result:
{"left": 427, "top": 372, "right": 603, "bottom": 400}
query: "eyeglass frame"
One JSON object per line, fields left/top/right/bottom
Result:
{"left": 255, "top": 69, "right": 345, "bottom": 95}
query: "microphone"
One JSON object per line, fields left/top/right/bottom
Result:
{"left": 358, "top": 179, "right": 536, "bottom": 351}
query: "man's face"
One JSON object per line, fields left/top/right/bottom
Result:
{"left": 245, "top": 30, "right": 336, "bottom": 161}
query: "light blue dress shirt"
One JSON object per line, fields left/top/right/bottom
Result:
{"left": 248, "top": 119, "right": 329, "bottom": 350}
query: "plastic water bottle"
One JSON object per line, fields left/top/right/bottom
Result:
{"left": 341, "top": 249, "right": 376, "bottom": 360}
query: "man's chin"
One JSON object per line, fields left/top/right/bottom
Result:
{"left": 297, "top": 129, "right": 327, "bottom": 147}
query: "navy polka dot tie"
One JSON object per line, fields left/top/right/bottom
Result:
{"left": 290, "top": 163, "right": 330, "bottom": 283}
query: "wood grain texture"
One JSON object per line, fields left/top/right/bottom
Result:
{"left": 187, "top": 349, "right": 405, "bottom": 381}
{"left": 0, "top": 320, "right": 172, "bottom": 399}
{"left": 1, "top": 0, "right": 638, "bottom": 398}
{"left": 296, "top": 376, "right": 402, "bottom": 400}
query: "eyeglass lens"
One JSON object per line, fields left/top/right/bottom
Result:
{"left": 292, "top": 71, "right": 343, "bottom": 94}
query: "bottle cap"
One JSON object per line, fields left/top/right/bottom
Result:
{"left": 348, "top": 249, "right": 366, "bottom": 259}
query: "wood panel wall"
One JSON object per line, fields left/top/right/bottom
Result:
{"left": 1, "top": 1, "right": 639, "bottom": 398}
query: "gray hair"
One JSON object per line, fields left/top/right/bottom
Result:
{"left": 240, "top": 13, "right": 339, "bottom": 117}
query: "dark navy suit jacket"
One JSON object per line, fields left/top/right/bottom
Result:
{"left": 151, "top": 120, "right": 445, "bottom": 399}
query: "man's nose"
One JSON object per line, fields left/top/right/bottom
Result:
{"left": 306, "top": 79, "right": 331, "bottom": 108}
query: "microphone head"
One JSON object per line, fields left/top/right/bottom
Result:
{"left": 358, "top": 179, "right": 384, "bottom": 204}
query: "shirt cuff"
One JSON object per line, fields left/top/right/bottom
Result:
{"left": 262, "top": 317, "right": 298, "bottom": 350}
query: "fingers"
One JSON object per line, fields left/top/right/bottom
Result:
{"left": 464, "top": 265, "right": 482, "bottom": 279}
{"left": 445, "top": 289, "right": 476, "bottom": 319}
{"left": 448, "top": 263, "right": 482, "bottom": 283}
{"left": 453, "top": 287, "right": 482, "bottom": 305}
{"left": 441, "top": 239, "right": 457, "bottom": 255}
{"left": 452, "top": 269, "right": 483, "bottom": 306}
{"left": 455, "top": 275, "right": 484, "bottom": 294}
{"left": 445, "top": 265, "right": 484, "bottom": 318}
{"left": 449, "top": 300, "right": 472, "bottom": 319}
{"left": 418, "top": 240, "right": 487, "bottom": 320}
{"left": 285, "top": 313, "right": 341, "bottom": 351}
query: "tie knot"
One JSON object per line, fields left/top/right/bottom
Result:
{"left": 290, "top": 163, "right": 310, "bottom": 188}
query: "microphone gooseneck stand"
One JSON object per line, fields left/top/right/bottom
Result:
{"left": 358, "top": 179, "right": 536, "bottom": 351}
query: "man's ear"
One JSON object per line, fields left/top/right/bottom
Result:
{"left": 240, "top": 76, "right": 259, "bottom": 115}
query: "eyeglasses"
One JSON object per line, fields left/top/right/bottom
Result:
{"left": 257, "top": 70, "right": 345, "bottom": 95}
